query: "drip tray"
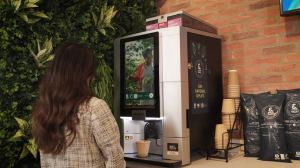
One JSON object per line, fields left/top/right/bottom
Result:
{"left": 124, "top": 154, "right": 182, "bottom": 167}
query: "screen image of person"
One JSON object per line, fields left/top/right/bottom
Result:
{"left": 129, "top": 48, "right": 154, "bottom": 106}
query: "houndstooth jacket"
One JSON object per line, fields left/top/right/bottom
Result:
{"left": 40, "top": 97, "right": 126, "bottom": 168}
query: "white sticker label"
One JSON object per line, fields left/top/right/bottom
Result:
{"left": 167, "top": 151, "right": 179, "bottom": 155}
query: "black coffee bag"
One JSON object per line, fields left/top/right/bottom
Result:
{"left": 277, "top": 88, "right": 300, "bottom": 94}
{"left": 254, "top": 93, "right": 291, "bottom": 162}
{"left": 241, "top": 92, "right": 270, "bottom": 157}
{"left": 283, "top": 93, "right": 300, "bottom": 160}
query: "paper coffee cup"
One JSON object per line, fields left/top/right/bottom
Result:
{"left": 136, "top": 140, "right": 151, "bottom": 157}
{"left": 228, "top": 70, "right": 239, "bottom": 85}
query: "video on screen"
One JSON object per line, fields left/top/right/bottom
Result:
{"left": 124, "top": 37, "right": 155, "bottom": 108}
{"left": 282, "top": 0, "right": 300, "bottom": 12}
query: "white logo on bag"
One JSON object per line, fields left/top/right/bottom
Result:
{"left": 195, "top": 60, "right": 204, "bottom": 78}
{"left": 296, "top": 151, "right": 300, "bottom": 157}
{"left": 262, "top": 105, "right": 280, "bottom": 119}
{"left": 286, "top": 101, "right": 300, "bottom": 117}
{"left": 275, "top": 154, "right": 280, "bottom": 160}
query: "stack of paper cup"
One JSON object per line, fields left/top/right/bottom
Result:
{"left": 227, "top": 70, "right": 241, "bottom": 112}
{"left": 215, "top": 124, "right": 228, "bottom": 149}
{"left": 221, "top": 99, "right": 236, "bottom": 130}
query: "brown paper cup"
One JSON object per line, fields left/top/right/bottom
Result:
{"left": 222, "top": 99, "right": 235, "bottom": 113}
{"left": 136, "top": 140, "right": 151, "bottom": 157}
{"left": 228, "top": 70, "right": 239, "bottom": 85}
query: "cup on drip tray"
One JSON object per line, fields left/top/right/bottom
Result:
{"left": 136, "top": 140, "right": 151, "bottom": 157}
{"left": 215, "top": 124, "right": 228, "bottom": 149}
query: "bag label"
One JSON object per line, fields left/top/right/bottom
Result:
{"left": 262, "top": 105, "right": 280, "bottom": 119}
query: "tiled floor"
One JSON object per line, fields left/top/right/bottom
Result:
{"left": 126, "top": 151, "right": 300, "bottom": 168}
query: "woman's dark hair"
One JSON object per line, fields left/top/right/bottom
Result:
{"left": 31, "top": 43, "right": 99, "bottom": 155}
{"left": 142, "top": 48, "right": 152, "bottom": 58}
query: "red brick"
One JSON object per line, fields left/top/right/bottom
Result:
{"left": 232, "top": 49, "right": 260, "bottom": 58}
{"left": 248, "top": 36, "right": 280, "bottom": 47}
{"left": 230, "top": 12, "right": 259, "bottom": 24}
{"left": 222, "top": 52, "right": 231, "bottom": 60}
{"left": 221, "top": 35, "right": 230, "bottom": 42}
{"left": 286, "top": 74, "right": 300, "bottom": 82}
{"left": 250, "top": 75, "right": 283, "bottom": 84}
{"left": 218, "top": 24, "right": 244, "bottom": 34}
{"left": 249, "top": 0, "right": 279, "bottom": 11}
{"left": 265, "top": 83, "right": 300, "bottom": 93}
{"left": 185, "top": 8, "right": 202, "bottom": 15}
{"left": 158, "top": 0, "right": 177, "bottom": 8}
{"left": 230, "top": 0, "right": 249, "bottom": 5}
{"left": 207, "top": 18, "right": 228, "bottom": 27}
{"left": 238, "top": 67, "right": 262, "bottom": 75}
{"left": 222, "top": 41, "right": 245, "bottom": 51}
{"left": 239, "top": 77, "right": 249, "bottom": 85}
{"left": 204, "top": 1, "right": 227, "bottom": 11}
{"left": 170, "top": 2, "right": 191, "bottom": 12}
{"left": 248, "top": 18, "right": 277, "bottom": 29}
{"left": 196, "top": 12, "right": 217, "bottom": 21}
{"left": 232, "top": 30, "right": 259, "bottom": 41}
{"left": 280, "top": 16, "right": 300, "bottom": 23}
{"left": 265, "top": 64, "right": 298, "bottom": 73}
{"left": 261, "top": 6, "right": 280, "bottom": 18}
{"left": 241, "top": 85, "right": 262, "bottom": 94}
{"left": 222, "top": 59, "right": 248, "bottom": 68}
{"left": 284, "top": 53, "right": 300, "bottom": 63}
{"left": 283, "top": 33, "right": 300, "bottom": 42}
{"left": 193, "top": 0, "right": 214, "bottom": 6}
{"left": 219, "top": 5, "right": 246, "bottom": 17}
{"left": 251, "top": 56, "right": 281, "bottom": 65}
{"left": 262, "top": 24, "right": 295, "bottom": 36}
{"left": 263, "top": 44, "right": 297, "bottom": 55}
{"left": 157, "top": 7, "right": 169, "bottom": 15}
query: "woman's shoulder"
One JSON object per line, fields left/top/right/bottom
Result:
{"left": 88, "top": 97, "right": 106, "bottom": 106}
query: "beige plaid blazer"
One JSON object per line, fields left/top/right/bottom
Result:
{"left": 40, "top": 97, "right": 126, "bottom": 168}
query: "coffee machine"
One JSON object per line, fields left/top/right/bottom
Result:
{"left": 114, "top": 24, "right": 223, "bottom": 166}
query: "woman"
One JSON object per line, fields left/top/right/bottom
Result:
{"left": 31, "top": 43, "right": 126, "bottom": 168}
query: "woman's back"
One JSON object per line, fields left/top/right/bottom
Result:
{"left": 40, "top": 97, "right": 126, "bottom": 168}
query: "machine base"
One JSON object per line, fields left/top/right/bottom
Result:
{"left": 124, "top": 154, "right": 182, "bottom": 167}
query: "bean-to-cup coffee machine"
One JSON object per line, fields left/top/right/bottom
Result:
{"left": 114, "top": 12, "right": 223, "bottom": 166}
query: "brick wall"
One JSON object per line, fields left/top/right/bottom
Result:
{"left": 155, "top": 0, "right": 300, "bottom": 95}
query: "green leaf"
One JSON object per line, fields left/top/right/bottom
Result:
{"left": 28, "top": 18, "right": 41, "bottom": 24}
{"left": 7, "top": 130, "right": 27, "bottom": 141}
{"left": 26, "top": 139, "right": 38, "bottom": 158}
{"left": 14, "top": 0, "right": 22, "bottom": 13}
{"left": 28, "top": 0, "right": 39, "bottom": 3}
{"left": 16, "top": 12, "right": 29, "bottom": 22}
{"left": 91, "top": 11, "right": 97, "bottom": 27}
{"left": 19, "top": 144, "right": 29, "bottom": 160}
{"left": 14, "top": 117, "right": 29, "bottom": 130}
{"left": 30, "top": 11, "right": 49, "bottom": 19}
{"left": 98, "top": 28, "right": 106, "bottom": 35}
{"left": 23, "top": 3, "right": 38, "bottom": 8}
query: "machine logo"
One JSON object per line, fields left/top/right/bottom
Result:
{"left": 195, "top": 60, "right": 204, "bottom": 78}
{"left": 167, "top": 143, "right": 179, "bottom": 155}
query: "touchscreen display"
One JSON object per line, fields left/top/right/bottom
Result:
{"left": 124, "top": 37, "right": 155, "bottom": 108}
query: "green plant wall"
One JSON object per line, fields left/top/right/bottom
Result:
{"left": 0, "top": 0, "right": 156, "bottom": 167}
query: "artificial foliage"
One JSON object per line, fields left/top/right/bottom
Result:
{"left": 0, "top": 0, "right": 157, "bottom": 167}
